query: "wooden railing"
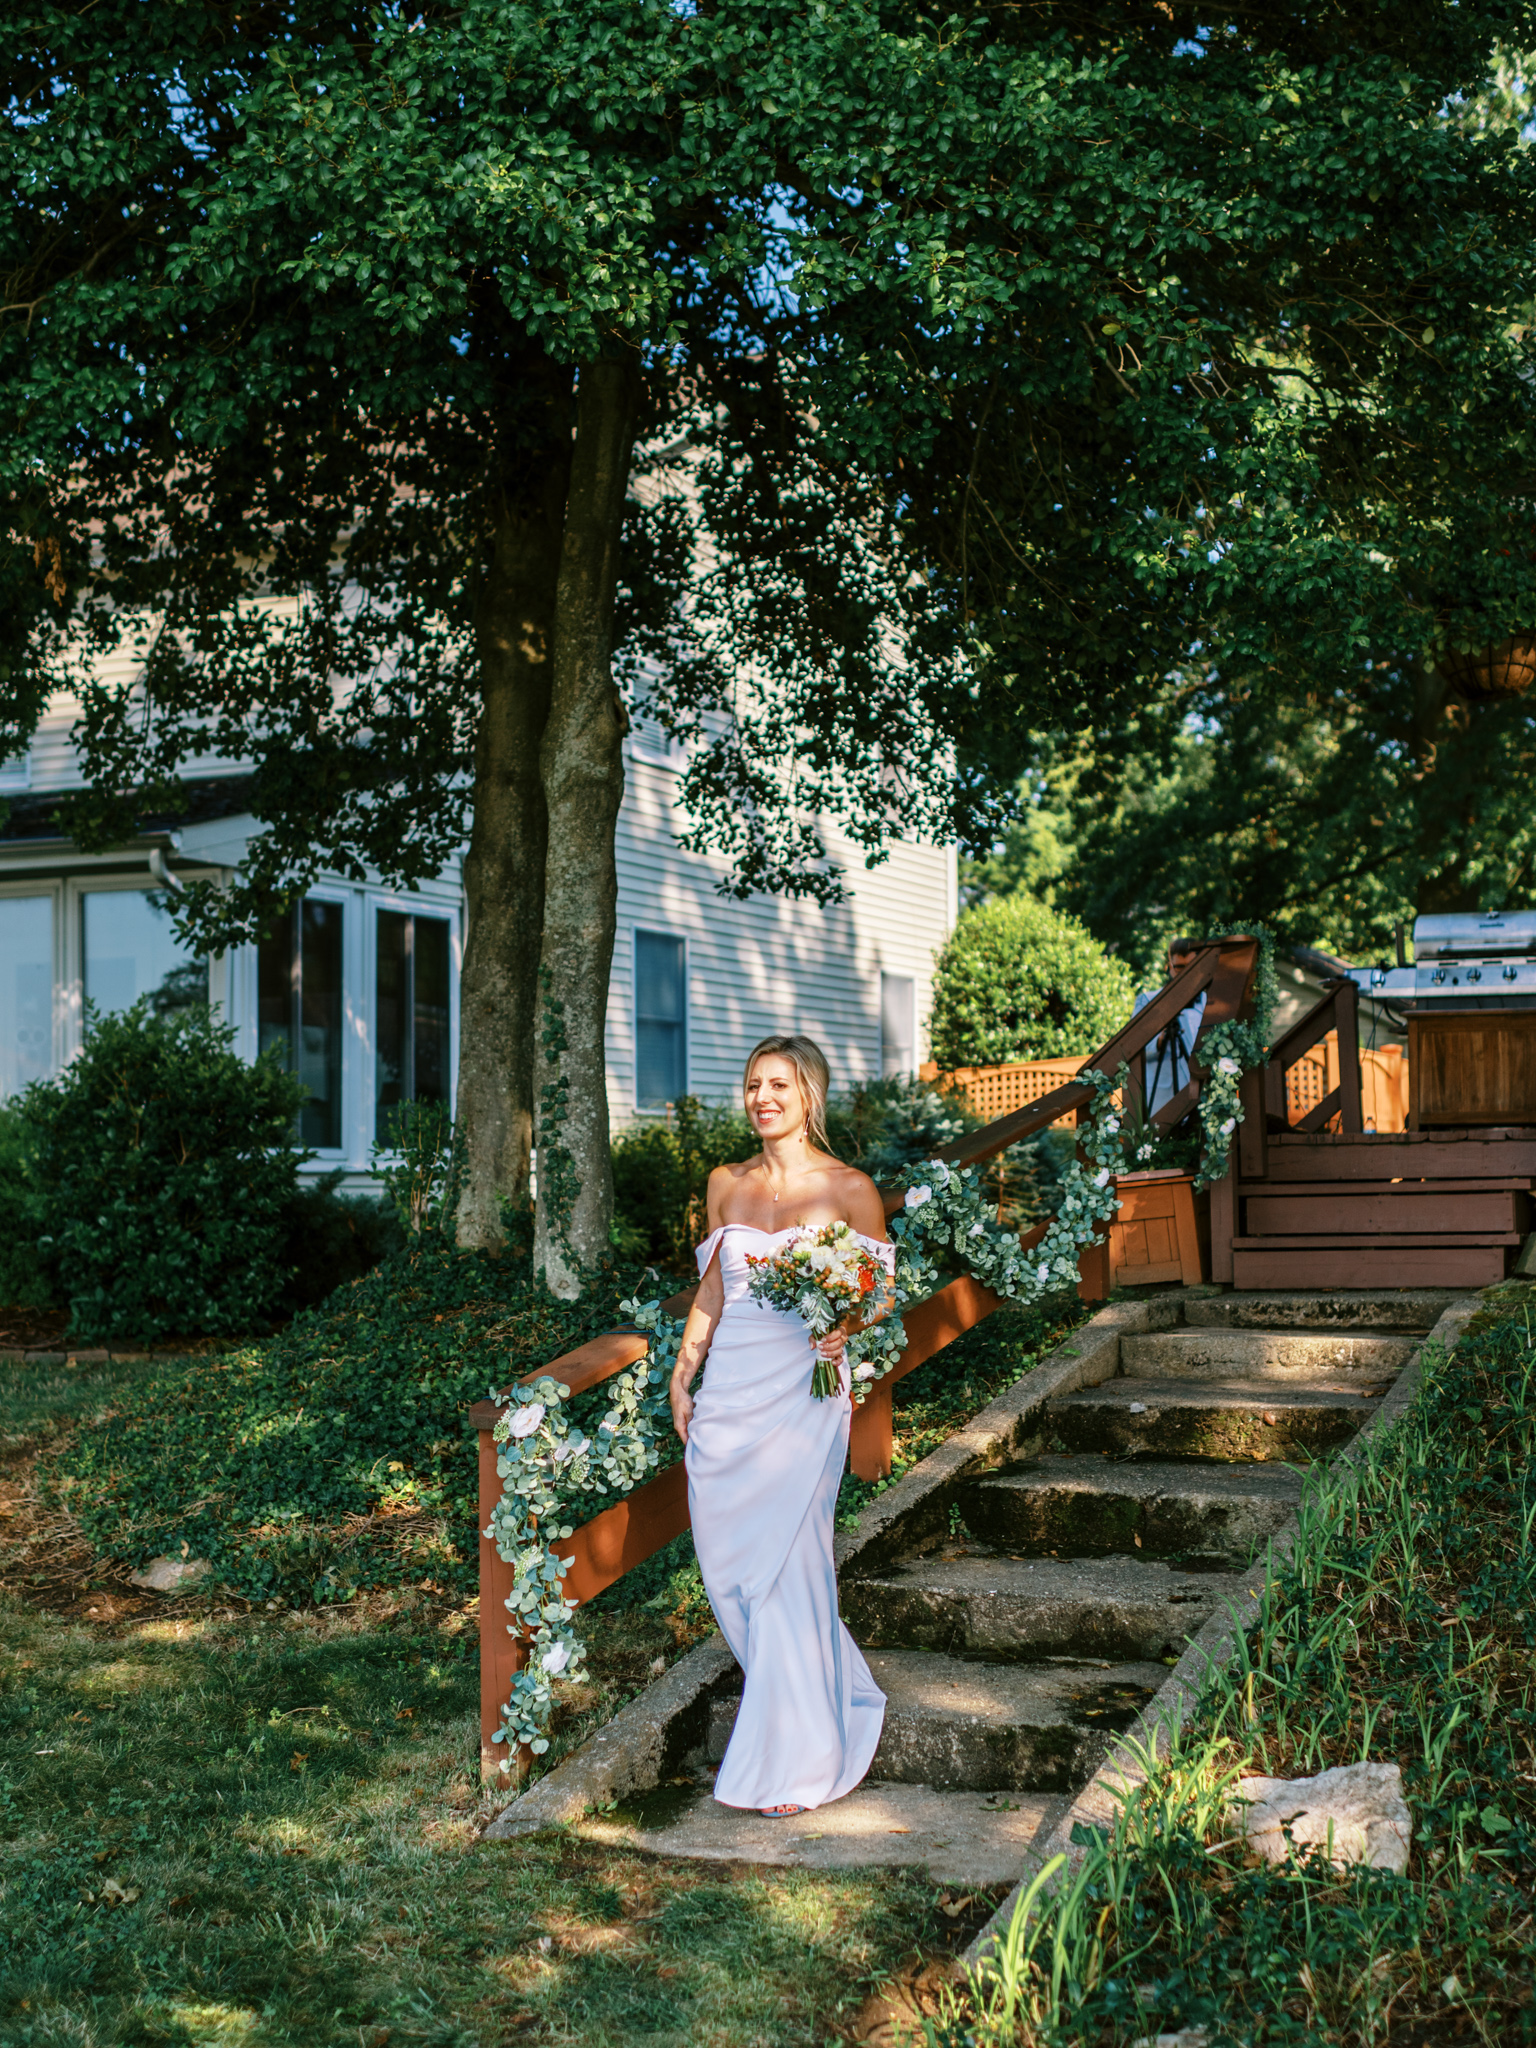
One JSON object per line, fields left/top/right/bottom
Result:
{"left": 471, "top": 935, "right": 1261, "bottom": 1776}
{"left": 1264, "top": 977, "right": 1362, "bottom": 1136}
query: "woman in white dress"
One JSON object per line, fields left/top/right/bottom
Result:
{"left": 668, "top": 1034, "right": 891, "bottom": 1818}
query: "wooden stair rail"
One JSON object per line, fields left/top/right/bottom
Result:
{"left": 472, "top": 934, "right": 1261, "bottom": 1776}
{"left": 1262, "top": 979, "right": 1364, "bottom": 1137}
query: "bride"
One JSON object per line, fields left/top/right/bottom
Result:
{"left": 668, "top": 1034, "right": 892, "bottom": 1818}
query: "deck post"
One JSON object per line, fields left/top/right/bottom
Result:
{"left": 1208, "top": 1135, "right": 1238, "bottom": 1283}
{"left": 849, "top": 1374, "right": 895, "bottom": 1481}
{"left": 1333, "top": 979, "right": 1364, "bottom": 1132}
{"left": 477, "top": 1419, "right": 528, "bottom": 1783}
{"left": 1238, "top": 1068, "right": 1268, "bottom": 1180}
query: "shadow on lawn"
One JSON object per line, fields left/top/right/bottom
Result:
{"left": 0, "top": 1353, "right": 952, "bottom": 2048}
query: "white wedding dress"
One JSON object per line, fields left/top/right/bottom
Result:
{"left": 685, "top": 1223, "right": 891, "bottom": 1811}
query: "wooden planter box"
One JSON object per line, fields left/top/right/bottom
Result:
{"left": 1108, "top": 1169, "right": 1208, "bottom": 1287}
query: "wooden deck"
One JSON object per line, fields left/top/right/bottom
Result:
{"left": 1228, "top": 1126, "right": 1536, "bottom": 1289}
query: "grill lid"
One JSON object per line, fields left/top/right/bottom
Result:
{"left": 1412, "top": 911, "right": 1536, "bottom": 959}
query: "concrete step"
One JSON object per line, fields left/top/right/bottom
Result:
{"left": 704, "top": 1648, "right": 1167, "bottom": 1793}
{"left": 1120, "top": 1327, "right": 1413, "bottom": 1383}
{"left": 960, "top": 1453, "right": 1303, "bottom": 1567}
{"left": 842, "top": 1552, "right": 1246, "bottom": 1662}
{"left": 582, "top": 1776, "right": 1071, "bottom": 1885}
{"left": 1045, "top": 1378, "right": 1378, "bottom": 1461}
{"left": 1181, "top": 1289, "right": 1453, "bottom": 1332}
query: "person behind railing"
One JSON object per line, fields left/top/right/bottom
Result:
{"left": 1133, "top": 936, "right": 1207, "bottom": 1116}
{"left": 667, "top": 1033, "right": 894, "bottom": 1821}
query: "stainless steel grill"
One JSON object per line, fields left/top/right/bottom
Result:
{"left": 1345, "top": 911, "right": 1536, "bottom": 1009}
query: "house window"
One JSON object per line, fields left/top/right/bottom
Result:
{"left": 257, "top": 898, "right": 344, "bottom": 1149}
{"left": 375, "top": 909, "right": 451, "bottom": 1143}
{"left": 82, "top": 889, "right": 205, "bottom": 1020}
{"left": 880, "top": 972, "right": 916, "bottom": 1078}
{"left": 635, "top": 930, "right": 686, "bottom": 1107}
{"left": 0, "top": 894, "right": 53, "bottom": 1096}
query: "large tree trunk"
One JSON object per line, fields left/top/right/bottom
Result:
{"left": 454, "top": 475, "right": 567, "bottom": 1251}
{"left": 533, "top": 353, "right": 641, "bottom": 1295}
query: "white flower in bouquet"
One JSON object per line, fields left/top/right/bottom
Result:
{"left": 541, "top": 1641, "right": 572, "bottom": 1676}
{"left": 1218, "top": 1056, "right": 1241, "bottom": 1075}
{"left": 509, "top": 1404, "right": 545, "bottom": 1439}
{"left": 905, "top": 1184, "right": 932, "bottom": 1210}
{"left": 853, "top": 1362, "right": 876, "bottom": 1381}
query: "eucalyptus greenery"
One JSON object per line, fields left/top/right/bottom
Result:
{"left": 1190, "top": 926, "right": 1280, "bottom": 1192}
{"left": 486, "top": 1074, "right": 1126, "bottom": 1754}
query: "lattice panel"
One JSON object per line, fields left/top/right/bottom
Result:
{"left": 927, "top": 1056, "right": 1088, "bottom": 1129}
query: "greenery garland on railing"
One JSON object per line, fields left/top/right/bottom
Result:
{"left": 484, "top": 1068, "right": 1129, "bottom": 1758}
{"left": 1190, "top": 925, "right": 1278, "bottom": 1191}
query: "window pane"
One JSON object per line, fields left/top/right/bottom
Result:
{"left": 880, "top": 972, "right": 916, "bottom": 1078}
{"left": 635, "top": 931, "right": 685, "bottom": 1106}
{"left": 375, "top": 910, "right": 409, "bottom": 1144}
{"left": 0, "top": 896, "right": 53, "bottom": 1096}
{"left": 257, "top": 910, "right": 295, "bottom": 1069}
{"left": 82, "top": 889, "right": 203, "bottom": 1022}
{"left": 413, "top": 916, "right": 450, "bottom": 1107}
{"left": 299, "top": 900, "right": 343, "bottom": 1149}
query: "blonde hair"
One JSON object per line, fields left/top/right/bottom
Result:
{"left": 743, "top": 1034, "right": 831, "bottom": 1151}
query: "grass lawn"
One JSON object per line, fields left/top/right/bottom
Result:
{"left": 0, "top": 1290, "right": 1082, "bottom": 2047}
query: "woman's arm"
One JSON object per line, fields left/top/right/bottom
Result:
{"left": 669, "top": 1255, "right": 722, "bottom": 1446}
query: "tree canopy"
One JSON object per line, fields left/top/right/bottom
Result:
{"left": 5, "top": 0, "right": 1536, "bottom": 1285}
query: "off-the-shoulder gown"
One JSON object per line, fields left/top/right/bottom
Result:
{"left": 686, "top": 1223, "right": 891, "bottom": 1811}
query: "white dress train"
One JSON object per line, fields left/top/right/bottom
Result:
{"left": 684, "top": 1223, "right": 889, "bottom": 1811}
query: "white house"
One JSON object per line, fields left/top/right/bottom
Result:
{"left": 0, "top": 694, "right": 957, "bottom": 1176}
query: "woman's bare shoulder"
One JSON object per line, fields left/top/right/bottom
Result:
{"left": 705, "top": 1157, "right": 759, "bottom": 1226}
{"left": 826, "top": 1160, "right": 888, "bottom": 1239}
{"left": 708, "top": 1158, "right": 760, "bottom": 1190}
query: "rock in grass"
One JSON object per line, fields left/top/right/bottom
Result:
{"left": 1236, "top": 1760, "right": 1411, "bottom": 1873}
{"left": 127, "top": 1555, "right": 213, "bottom": 1594}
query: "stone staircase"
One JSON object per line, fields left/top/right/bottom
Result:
{"left": 572, "top": 1289, "right": 1454, "bottom": 1884}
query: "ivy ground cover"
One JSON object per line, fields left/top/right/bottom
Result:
{"left": 2, "top": 1232, "right": 1091, "bottom": 2042}
{"left": 0, "top": 1345, "right": 1007, "bottom": 2048}
{"left": 937, "top": 1285, "right": 1536, "bottom": 2048}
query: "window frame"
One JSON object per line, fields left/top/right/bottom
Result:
{"left": 879, "top": 969, "right": 917, "bottom": 1079}
{"left": 366, "top": 892, "right": 461, "bottom": 1152}
{"left": 632, "top": 925, "right": 689, "bottom": 1112}
{"left": 0, "top": 875, "right": 66, "bottom": 1091}
{"left": 63, "top": 872, "right": 219, "bottom": 1065}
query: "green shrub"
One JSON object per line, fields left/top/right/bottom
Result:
{"left": 928, "top": 893, "right": 1135, "bottom": 1069}
{"left": 279, "top": 1177, "right": 405, "bottom": 1313}
{"left": 611, "top": 1096, "right": 754, "bottom": 1269}
{"left": 0, "top": 1100, "right": 53, "bottom": 1309}
{"left": 21, "top": 1002, "right": 307, "bottom": 1344}
{"left": 47, "top": 1236, "right": 640, "bottom": 1602}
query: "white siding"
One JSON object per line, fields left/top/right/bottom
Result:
{"left": 6, "top": 694, "right": 957, "bottom": 1139}
{"left": 607, "top": 749, "right": 953, "bottom": 1122}
{"left": 17, "top": 657, "right": 248, "bottom": 797}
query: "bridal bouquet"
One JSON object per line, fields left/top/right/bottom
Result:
{"left": 743, "top": 1221, "right": 894, "bottom": 1398}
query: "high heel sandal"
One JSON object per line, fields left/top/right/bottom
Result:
{"left": 759, "top": 1803, "right": 806, "bottom": 1817}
